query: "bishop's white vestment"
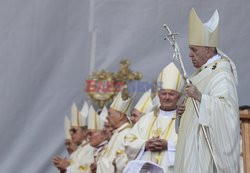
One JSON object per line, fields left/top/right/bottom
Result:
{"left": 66, "top": 141, "right": 95, "bottom": 173}
{"left": 124, "top": 108, "right": 177, "bottom": 173}
{"left": 96, "top": 122, "right": 131, "bottom": 173}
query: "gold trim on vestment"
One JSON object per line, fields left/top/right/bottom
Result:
{"left": 140, "top": 96, "right": 151, "bottom": 113}
{"left": 103, "top": 123, "right": 131, "bottom": 157}
{"left": 123, "top": 99, "right": 133, "bottom": 114}
{"left": 146, "top": 108, "right": 176, "bottom": 164}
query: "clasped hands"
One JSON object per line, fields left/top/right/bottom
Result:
{"left": 90, "top": 162, "right": 97, "bottom": 173}
{"left": 145, "top": 137, "right": 168, "bottom": 152}
{"left": 52, "top": 155, "right": 70, "bottom": 172}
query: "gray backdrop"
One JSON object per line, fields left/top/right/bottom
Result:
{"left": 0, "top": 0, "right": 249, "bottom": 172}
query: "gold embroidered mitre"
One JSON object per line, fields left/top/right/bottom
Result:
{"left": 189, "top": 8, "right": 219, "bottom": 47}
{"left": 157, "top": 62, "right": 184, "bottom": 92}
{"left": 110, "top": 91, "right": 133, "bottom": 115}
{"left": 134, "top": 89, "right": 155, "bottom": 114}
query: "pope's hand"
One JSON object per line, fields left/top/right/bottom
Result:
{"left": 185, "top": 83, "right": 202, "bottom": 102}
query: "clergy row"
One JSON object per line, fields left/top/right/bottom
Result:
{"left": 53, "top": 61, "right": 183, "bottom": 173}
{"left": 53, "top": 8, "right": 240, "bottom": 173}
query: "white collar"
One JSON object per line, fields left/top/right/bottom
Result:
{"left": 159, "top": 109, "right": 175, "bottom": 117}
{"left": 202, "top": 54, "right": 221, "bottom": 68}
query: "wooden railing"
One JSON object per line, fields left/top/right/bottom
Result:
{"left": 240, "top": 109, "right": 250, "bottom": 173}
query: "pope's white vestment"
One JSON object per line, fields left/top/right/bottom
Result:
{"left": 174, "top": 57, "right": 240, "bottom": 173}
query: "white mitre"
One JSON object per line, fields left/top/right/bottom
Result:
{"left": 88, "top": 105, "right": 100, "bottom": 130}
{"left": 134, "top": 89, "right": 155, "bottom": 114}
{"left": 157, "top": 62, "right": 184, "bottom": 92}
{"left": 64, "top": 116, "right": 71, "bottom": 140}
{"left": 80, "top": 101, "right": 89, "bottom": 127}
{"left": 189, "top": 8, "right": 219, "bottom": 47}
{"left": 71, "top": 102, "right": 86, "bottom": 127}
{"left": 110, "top": 91, "right": 133, "bottom": 115}
{"left": 99, "top": 106, "right": 108, "bottom": 129}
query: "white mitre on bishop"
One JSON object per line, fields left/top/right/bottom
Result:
{"left": 134, "top": 89, "right": 155, "bottom": 114}
{"left": 157, "top": 62, "right": 184, "bottom": 93}
{"left": 99, "top": 106, "right": 108, "bottom": 129}
{"left": 88, "top": 105, "right": 100, "bottom": 130}
{"left": 64, "top": 116, "right": 71, "bottom": 140}
{"left": 71, "top": 102, "right": 87, "bottom": 127}
{"left": 189, "top": 8, "right": 219, "bottom": 47}
{"left": 80, "top": 101, "right": 89, "bottom": 127}
{"left": 110, "top": 91, "right": 133, "bottom": 115}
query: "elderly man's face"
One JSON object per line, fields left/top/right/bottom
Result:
{"left": 64, "top": 139, "right": 77, "bottom": 155}
{"left": 107, "top": 108, "right": 122, "bottom": 129}
{"left": 103, "top": 121, "right": 113, "bottom": 140}
{"left": 89, "top": 131, "right": 106, "bottom": 147}
{"left": 87, "top": 129, "right": 97, "bottom": 141}
{"left": 70, "top": 126, "right": 88, "bottom": 146}
{"left": 189, "top": 45, "right": 210, "bottom": 68}
{"left": 130, "top": 109, "right": 143, "bottom": 125}
{"left": 158, "top": 89, "right": 180, "bottom": 111}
